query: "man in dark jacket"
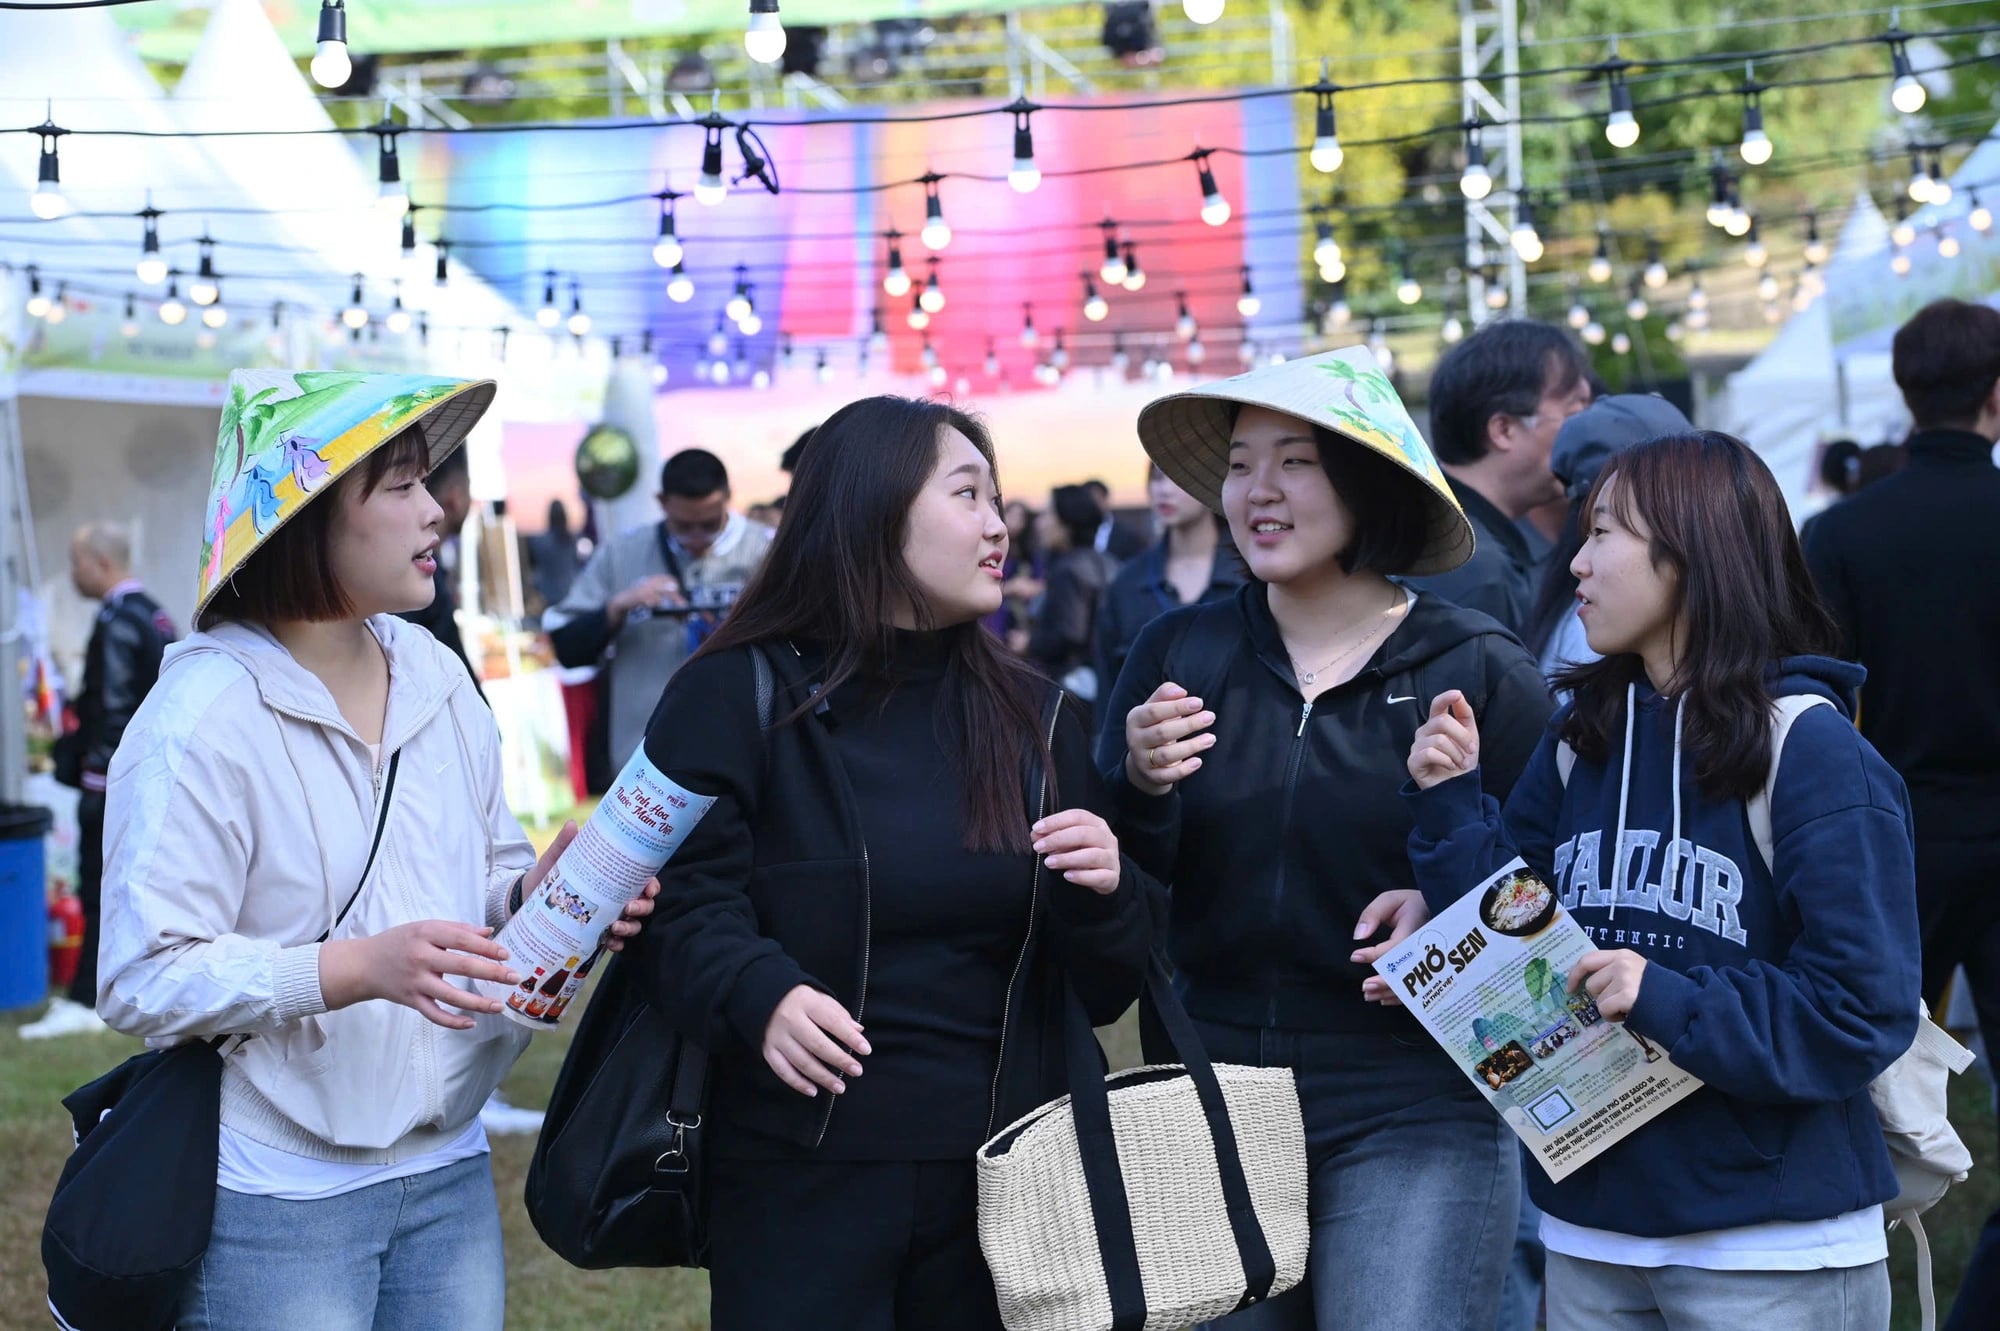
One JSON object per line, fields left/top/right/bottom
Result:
{"left": 26, "top": 524, "right": 175, "bottom": 1040}
{"left": 1410, "top": 321, "right": 1593, "bottom": 636}
{"left": 1801, "top": 299, "right": 2000, "bottom": 1331}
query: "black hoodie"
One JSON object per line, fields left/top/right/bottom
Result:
{"left": 1097, "top": 582, "right": 1552, "bottom": 1033}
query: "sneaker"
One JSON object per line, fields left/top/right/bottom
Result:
{"left": 19, "top": 997, "right": 109, "bottom": 1040}
{"left": 479, "top": 1092, "right": 546, "bottom": 1136}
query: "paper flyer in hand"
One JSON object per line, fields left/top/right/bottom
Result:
{"left": 1372, "top": 858, "right": 1702, "bottom": 1181}
{"left": 474, "top": 745, "right": 716, "bottom": 1029}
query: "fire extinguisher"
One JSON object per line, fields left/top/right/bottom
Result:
{"left": 48, "top": 892, "right": 85, "bottom": 989}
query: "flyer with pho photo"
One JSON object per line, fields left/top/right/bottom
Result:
{"left": 1373, "top": 858, "right": 1702, "bottom": 1181}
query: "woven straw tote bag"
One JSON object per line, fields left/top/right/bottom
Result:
{"left": 976, "top": 957, "right": 1309, "bottom": 1331}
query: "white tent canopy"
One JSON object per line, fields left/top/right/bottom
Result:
{"left": 1715, "top": 192, "right": 1907, "bottom": 521}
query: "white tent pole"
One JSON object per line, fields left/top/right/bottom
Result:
{"left": 0, "top": 392, "right": 28, "bottom": 806}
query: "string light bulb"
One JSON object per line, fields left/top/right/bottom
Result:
{"left": 1604, "top": 64, "right": 1639, "bottom": 148}
{"left": 1969, "top": 191, "right": 1993, "bottom": 234}
{"left": 567, "top": 282, "right": 591, "bottom": 337}
{"left": 1236, "top": 268, "right": 1261, "bottom": 319}
{"left": 1050, "top": 329, "right": 1069, "bottom": 371}
{"left": 984, "top": 341, "right": 1000, "bottom": 377}
{"left": 883, "top": 232, "right": 911, "bottom": 298}
{"left": 868, "top": 308, "right": 889, "bottom": 355}
{"left": 907, "top": 294, "right": 930, "bottom": 331}
{"left": 1186, "top": 336, "right": 1207, "bottom": 366}
{"left": 920, "top": 177, "right": 951, "bottom": 250}
{"left": 1083, "top": 275, "right": 1109, "bottom": 323}
{"left": 1510, "top": 197, "right": 1544, "bottom": 263}
{"left": 817, "top": 349, "right": 836, "bottom": 384}
{"left": 1008, "top": 108, "right": 1040, "bottom": 193}
{"left": 708, "top": 317, "right": 730, "bottom": 358}
{"left": 744, "top": 0, "right": 787, "bottom": 65}
{"left": 31, "top": 119, "right": 68, "bottom": 220}
{"left": 694, "top": 123, "right": 728, "bottom": 207}
{"left": 1891, "top": 201, "right": 1917, "bottom": 249}
{"left": 1442, "top": 315, "right": 1464, "bottom": 345}
{"left": 1327, "top": 286, "right": 1352, "bottom": 328}
{"left": 1460, "top": 126, "right": 1492, "bottom": 200}
{"left": 1891, "top": 244, "right": 1913, "bottom": 277}
{"left": 1756, "top": 271, "right": 1779, "bottom": 302}
{"left": 311, "top": 0, "right": 351, "bottom": 88}
{"left": 1567, "top": 291, "right": 1590, "bottom": 331}
{"left": 1182, "top": 0, "right": 1224, "bottom": 25}
{"left": 1111, "top": 335, "right": 1130, "bottom": 372}
{"left": 1587, "top": 229, "right": 1614, "bottom": 284}
{"left": 1396, "top": 259, "right": 1422, "bottom": 306}
{"left": 341, "top": 276, "right": 368, "bottom": 330}
{"left": 1938, "top": 228, "right": 1961, "bottom": 260}
{"left": 921, "top": 260, "right": 946, "bottom": 314}
{"left": 652, "top": 196, "right": 683, "bottom": 268}
{"left": 190, "top": 236, "right": 220, "bottom": 307}
{"left": 375, "top": 129, "right": 408, "bottom": 217}
{"left": 1908, "top": 151, "right": 1935, "bottom": 204}
{"left": 135, "top": 206, "right": 167, "bottom": 286}
{"left": 726, "top": 266, "right": 753, "bottom": 323}
{"left": 1483, "top": 267, "right": 1508, "bottom": 310}
{"left": 1928, "top": 153, "right": 1952, "bottom": 206}
{"left": 159, "top": 275, "right": 187, "bottom": 326}
{"left": 1724, "top": 203, "right": 1753, "bottom": 238}
{"left": 1121, "top": 243, "right": 1146, "bottom": 292}
{"left": 1194, "top": 152, "right": 1230, "bottom": 227}
{"left": 1314, "top": 215, "right": 1342, "bottom": 270}
{"left": 1739, "top": 93, "right": 1772, "bottom": 165}
{"left": 1888, "top": 32, "right": 1927, "bottom": 114}
{"left": 536, "top": 272, "right": 561, "bottom": 328}
{"left": 1582, "top": 319, "right": 1607, "bottom": 346}
{"left": 1626, "top": 287, "right": 1650, "bottom": 322}
{"left": 1020, "top": 303, "right": 1038, "bottom": 349}
{"left": 1612, "top": 331, "right": 1632, "bottom": 355}
{"left": 1803, "top": 212, "right": 1830, "bottom": 267}
{"left": 1688, "top": 276, "right": 1709, "bottom": 312}
{"left": 42, "top": 283, "right": 67, "bottom": 325}
{"left": 120, "top": 295, "right": 139, "bottom": 340}
{"left": 434, "top": 240, "right": 451, "bottom": 288}
{"left": 1099, "top": 221, "right": 1127, "bottom": 284}
{"left": 1309, "top": 84, "right": 1343, "bottom": 174}
{"left": 1643, "top": 240, "right": 1669, "bottom": 290}
{"left": 387, "top": 286, "right": 415, "bottom": 335}
{"left": 1744, "top": 219, "right": 1768, "bottom": 269}
{"left": 667, "top": 261, "right": 695, "bottom": 303}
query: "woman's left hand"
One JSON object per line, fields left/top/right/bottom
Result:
{"left": 1032, "top": 809, "right": 1122, "bottom": 896}
{"left": 1351, "top": 890, "right": 1432, "bottom": 1006}
{"left": 1569, "top": 949, "right": 1648, "bottom": 1022}
{"left": 514, "top": 820, "right": 661, "bottom": 952}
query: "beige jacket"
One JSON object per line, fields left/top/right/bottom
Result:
{"left": 98, "top": 616, "right": 535, "bottom": 1165}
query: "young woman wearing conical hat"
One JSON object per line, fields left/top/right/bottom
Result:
{"left": 94, "top": 371, "right": 659, "bottom": 1329}
{"left": 1098, "top": 348, "right": 1555, "bottom": 1327}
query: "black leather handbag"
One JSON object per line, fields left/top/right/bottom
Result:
{"left": 523, "top": 948, "right": 712, "bottom": 1269}
{"left": 522, "top": 645, "right": 776, "bottom": 1270}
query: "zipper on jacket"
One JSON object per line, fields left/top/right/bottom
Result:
{"left": 1267, "top": 700, "right": 1315, "bottom": 1008}
{"left": 986, "top": 697, "right": 1062, "bottom": 1139}
{"left": 813, "top": 832, "right": 873, "bottom": 1147}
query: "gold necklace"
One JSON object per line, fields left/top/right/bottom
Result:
{"left": 1289, "top": 588, "right": 1402, "bottom": 686}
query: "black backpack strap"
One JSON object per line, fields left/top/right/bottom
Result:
{"left": 316, "top": 749, "right": 402, "bottom": 944}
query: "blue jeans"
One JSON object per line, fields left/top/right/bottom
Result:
{"left": 1195, "top": 1022, "right": 1519, "bottom": 1331}
{"left": 177, "top": 1153, "right": 505, "bottom": 1331}
{"left": 1499, "top": 1150, "right": 1547, "bottom": 1331}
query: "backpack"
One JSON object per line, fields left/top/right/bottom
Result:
{"left": 1557, "top": 695, "right": 1973, "bottom": 1331}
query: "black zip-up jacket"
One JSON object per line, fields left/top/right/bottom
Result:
{"left": 56, "top": 585, "right": 175, "bottom": 793}
{"left": 640, "top": 640, "right": 1162, "bottom": 1153}
{"left": 1096, "top": 583, "right": 1552, "bottom": 1033}
{"left": 1803, "top": 427, "right": 2000, "bottom": 839}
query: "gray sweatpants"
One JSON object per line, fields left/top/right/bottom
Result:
{"left": 1546, "top": 1251, "right": 1890, "bottom": 1331}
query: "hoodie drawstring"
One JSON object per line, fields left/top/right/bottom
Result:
{"left": 1611, "top": 684, "right": 1686, "bottom": 924}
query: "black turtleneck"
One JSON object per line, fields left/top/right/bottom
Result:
{"left": 1803, "top": 428, "right": 2000, "bottom": 837}
{"left": 799, "top": 629, "right": 1036, "bottom": 1158}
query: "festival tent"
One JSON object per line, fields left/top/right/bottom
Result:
{"left": 1713, "top": 192, "right": 1906, "bottom": 521}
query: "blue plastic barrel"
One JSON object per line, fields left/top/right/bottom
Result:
{"left": 0, "top": 804, "right": 54, "bottom": 1011}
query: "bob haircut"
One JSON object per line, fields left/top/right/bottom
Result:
{"left": 198, "top": 424, "right": 432, "bottom": 631}
{"left": 1554, "top": 430, "right": 1840, "bottom": 800}
{"left": 696, "top": 395, "right": 1056, "bottom": 854}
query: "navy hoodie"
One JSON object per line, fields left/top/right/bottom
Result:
{"left": 1406, "top": 656, "right": 1920, "bottom": 1237}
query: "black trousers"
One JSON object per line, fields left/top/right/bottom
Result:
{"left": 706, "top": 1156, "right": 1005, "bottom": 1331}
{"left": 67, "top": 792, "right": 105, "bottom": 1008}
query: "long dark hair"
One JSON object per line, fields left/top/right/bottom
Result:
{"left": 1554, "top": 431, "right": 1840, "bottom": 800}
{"left": 696, "top": 395, "right": 1053, "bottom": 854}
{"left": 1524, "top": 497, "right": 1588, "bottom": 659}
